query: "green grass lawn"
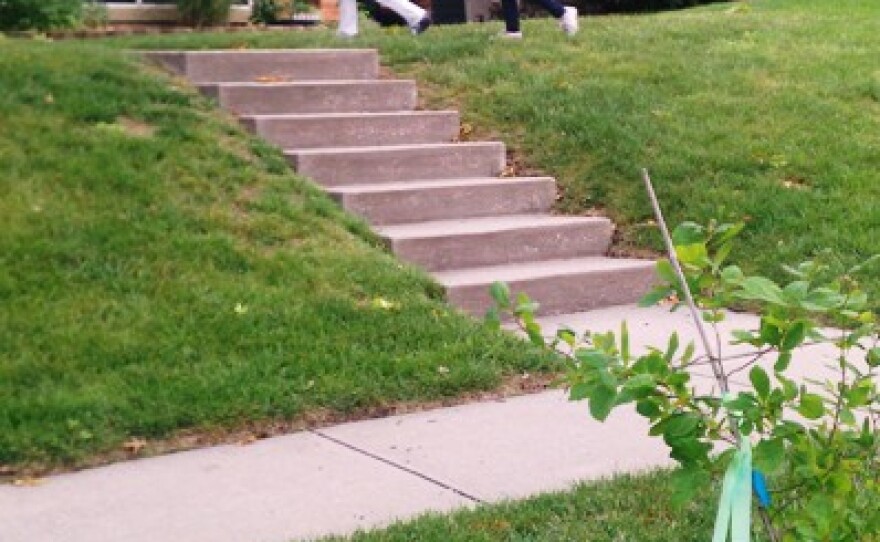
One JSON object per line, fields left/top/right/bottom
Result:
{"left": 323, "top": 470, "right": 744, "bottom": 542}
{"left": 110, "top": 0, "right": 880, "bottom": 300}
{"left": 0, "top": 40, "right": 550, "bottom": 472}
{"left": 2, "top": 0, "right": 877, "bottom": 479}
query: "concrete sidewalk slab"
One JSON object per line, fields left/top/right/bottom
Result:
{"left": 528, "top": 304, "right": 854, "bottom": 385}
{"left": 321, "top": 390, "right": 672, "bottom": 502}
{"left": 0, "top": 432, "right": 468, "bottom": 542}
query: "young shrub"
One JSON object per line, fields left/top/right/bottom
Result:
{"left": 176, "top": 0, "right": 232, "bottom": 28}
{"left": 81, "top": 0, "right": 109, "bottom": 29}
{"left": 0, "top": 0, "right": 82, "bottom": 31}
{"left": 489, "top": 221, "right": 880, "bottom": 540}
{"left": 250, "top": 0, "right": 279, "bottom": 24}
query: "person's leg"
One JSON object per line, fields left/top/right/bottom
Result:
{"left": 375, "top": 0, "right": 428, "bottom": 29}
{"left": 527, "top": 0, "right": 578, "bottom": 36}
{"left": 338, "top": 0, "right": 358, "bottom": 36}
{"left": 528, "top": 0, "right": 564, "bottom": 19}
{"left": 500, "top": 0, "right": 521, "bottom": 33}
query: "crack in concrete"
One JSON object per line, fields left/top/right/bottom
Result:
{"left": 309, "top": 429, "right": 484, "bottom": 504}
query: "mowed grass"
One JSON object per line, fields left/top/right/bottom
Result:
{"left": 323, "top": 470, "right": 741, "bottom": 542}
{"left": 0, "top": 40, "right": 551, "bottom": 470}
{"left": 112, "top": 0, "right": 880, "bottom": 300}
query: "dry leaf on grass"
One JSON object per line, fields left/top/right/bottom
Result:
{"left": 122, "top": 438, "right": 147, "bottom": 454}
{"left": 13, "top": 477, "right": 45, "bottom": 487}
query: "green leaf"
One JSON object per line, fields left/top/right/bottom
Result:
{"left": 800, "top": 287, "right": 845, "bottom": 312}
{"left": 867, "top": 347, "right": 880, "bottom": 368}
{"left": 669, "top": 438, "right": 712, "bottom": 463}
{"left": 656, "top": 258, "right": 678, "bottom": 285}
{"left": 639, "top": 286, "right": 672, "bottom": 307}
{"left": 664, "top": 332, "right": 679, "bottom": 363}
{"left": 556, "top": 327, "right": 576, "bottom": 347}
{"left": 749, "top": 366, "right": 771, "bottom": 399}
{"left": 569, "top": 382, "right": 591, "bottom": 401}
{"left": 620, "top": 321, "right": 630, "bottom": 362}
{"left": 680, "top": 342, "right": 696, "bottom": 365}
{"left": 774, "top": 351, "right": 792, "bottom": 372}
{"left": 589, "top": 385, "right": 618, "bottom": 421}
{"left": 525, "top": 321, "right": 545, "bottom": 347}
{"left": 845, "top": 381, "right": 873, "bottom": 408}
{"left": 575, "top": 349, "right": 609, "bottom": 369}
{"left": 675, "top": 243, "right": 709, "bottom": 266}
{"left": 782, "top": 281, "right": 810, "bottom": 303}
{"left": 665, "top": 413, "right": 701, "bottom": 437}
{"left": 636, "top": 398, "right": 662, "bottom": 418}
{"left": 489, "top": 281, "right": 511, "bottom": 308}
{"left": 623, "top": 374, "right": 656, "bottom": 395}
{"left": 672, "top": 222, "right": 705, "bottom": 246}
{"left": 754, "top": 438, "right": 785, "bottom": 473}
{"left": 514, "top": 300, "right": 540, "bottom": 316}
{"left": 798, "top": 393, "right": 825, "bottom": 420}
{"left": 735, "top": 276, "right": 786, "bottom": 305}
{"left": 720, "top": 265, "right": 744, "bottom": 283}
{"left": 778, "top": 374, "right": 798, "bottom": 401}
{"left": 713, "top": 221, "right": 745, "bottom": 244}
{"left": 781, "top": 321, "right": 808, "bottom": 350}
{"left": 759, "top": 319, "right": 782, "bottom": 346}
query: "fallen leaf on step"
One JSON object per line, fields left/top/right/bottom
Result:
{"left": 254, "top": 75, "right": 287, "bottom": 83}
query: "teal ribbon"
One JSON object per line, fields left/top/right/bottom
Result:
{"left": 712, "top": 438, "right": 753, "bottom": 542}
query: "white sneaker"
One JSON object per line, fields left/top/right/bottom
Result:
{"left": 501, "top": 31, "right": 523, "bottom": 39}
{"left": 559, "top": 6, "right": 579, "bottom": 36}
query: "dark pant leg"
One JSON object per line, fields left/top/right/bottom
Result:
{"left": 530, "top": 0, "right": 566, "bottom": 18}
{"left": 501, "top": 0, "right": 521, "bottom": 32}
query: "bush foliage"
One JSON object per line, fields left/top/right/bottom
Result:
{"left": 572, "top": 0, "right": 725, "bottom": 14}
{"left": 176, "top": 0, "right": 232, "bottom": 27}
{"left": 0, "top": 0, "right": 81, "bottom": 31}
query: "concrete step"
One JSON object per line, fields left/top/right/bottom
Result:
{"left": 198, "top": 80, "right": 418, "bottom": 116}
{"left": 377, "top": 215, "right": 614, "bottom": 271}
{"left": 434, "top": 257, "right": 657, "bottom": 316}
{"left": 327, "top": 177, "right": 557, "bottom": 225}
{"left": 143, "top": 49, "right": 379, "bottom": 83}
{"left": 287, "top": 142, "right": 506, "bottom": 187}
{"left": 240, "top": 111, "right": 460, "bottom": 149}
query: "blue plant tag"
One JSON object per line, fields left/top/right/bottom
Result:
{"left": 752, "top": 470, "right": 772, "bottom": 509}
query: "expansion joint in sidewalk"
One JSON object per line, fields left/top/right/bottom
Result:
{"left": 309, "top": 429, "right": 484, "bottom": 504}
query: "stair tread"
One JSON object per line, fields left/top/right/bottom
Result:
{"left": 327, "top": 177, "right": 554, "bottom": 194}
{"left": 198, "top": 80, "right": 410, "bottom": 88}
{"left": 434, "top": 257, "right": 656, "bottom": 287}
{"left": 242, "top": 111, "right": 457, "bottom": 121}
{"left": 377, "top": 215, "right": 610, "bottom": 239}
{"left": 287, "top": 141, "right": 503, "bottom": 155}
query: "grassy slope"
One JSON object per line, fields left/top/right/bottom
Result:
{"left": 325, "top": 471, "right": 735, "bottom": 542}
{"left": 111, "top": 0, "right": 880, "bottom": 300}
{"left": 0, "top": 40, "right": 550, "bottom": 470}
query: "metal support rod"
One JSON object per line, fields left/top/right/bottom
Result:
{"left": 641, "top": 168, "right": 731, "bottom": 393}
{"left": 641, "top": 169, "right": 779, "bottom": 542}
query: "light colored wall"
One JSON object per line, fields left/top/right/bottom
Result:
{"left": 105, "top": 4, "right": 252, "bottom": 24}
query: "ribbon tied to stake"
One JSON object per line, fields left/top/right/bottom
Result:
{"left": 712, "top": 435, "right": 753, "bottom": 542}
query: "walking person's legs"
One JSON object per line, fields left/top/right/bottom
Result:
{"left": 338, "top": 0, "right": 359, "bottom": 36}
{"left": 376, "top": 0, "right": 431, "bottom": 33}
{"left": 500, "top": 0, "right": 579, "bottom": 37}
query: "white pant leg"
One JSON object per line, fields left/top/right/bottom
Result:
{"left": 375, "top": 0, "right": 426, "bottom": 27}
{"left": 338, "top": 0, "right": 358, "bottom": 36}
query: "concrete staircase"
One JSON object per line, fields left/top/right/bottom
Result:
{"left": 144, "top": 49, "right": 655, "bottom": 316}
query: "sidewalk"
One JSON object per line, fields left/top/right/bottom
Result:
{"left": 0, "top": 305, "right": 848, "bottom": 542}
